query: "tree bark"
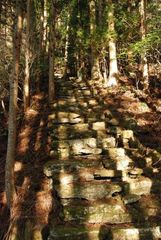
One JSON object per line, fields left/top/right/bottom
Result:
{"left": 107, "top": 0, "right": 118, "bottom": 87}
{"left": 140, "top": 0, "right": 149, "bottom": 91}
{"left": 48, "top": 0, "right": 55, "bottom": 102}
{"left": 24, "top": 0, "right": 32, "bottom": 111}
{"left": 90, "top": 0, "right": 101, "bottom": 80}
{"left": 5, "top": 0, "right": 23, "bottom": 208}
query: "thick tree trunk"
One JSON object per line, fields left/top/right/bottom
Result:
{"left": 140, "top": 0, "right": 149, "bottom": 91}
{"left": 5, "top": 0, "right": 23, "bottom": 208}
{"left": 107, "top": 0, "right": 118, "bottom": 87}
{"left": 48, "top": 0, "right": 55, "bottom": 102}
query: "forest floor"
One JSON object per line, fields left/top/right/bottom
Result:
{"left": 0, "top": 93, "right": 53, "bottom": 239}
{"left": 0, "top": 76, "right": 161, "bottom": 239}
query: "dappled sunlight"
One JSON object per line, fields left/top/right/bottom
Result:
{"left": 34, "top": 119, "right": 45, "bottom": 152}
{"left": 35, "top": 191, "right": 53, "bottom": 226}
{"left": 14, "top": 161, "right": 23, "bottom": 172}
{"left": 25, "top": 108, "right": 39, "bottom": 120}
{"left": 18, "top": 126, "right": 32, "bottom": 154}
{"left": 45, "top": 75, "right": 161, "bottom": 239}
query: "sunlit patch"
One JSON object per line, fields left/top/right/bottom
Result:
{"left": 14, "top": 161, "right": 23, "bottom": 172}
{"left": 34, "top": 131, "right": 42, "bottom": 151}
{"left": 22, "top": 176, "right": 31, "bottom": 189}
{"left": 19, "top": 126, "right": 32, "bottom": 138}
{"left": 35, "top": 191, "right": 52, "bottom": 225}
{"left": 39, "top": 119, "right": 44, "bottom": 127}
{"left": 18, "top": 126, "right": 32, "bottom": 153}
{"left": 0, "top": 192, "right": 7, "bottom": 205}
{"left": 25, "top": 108, "right": 39, "bottom": 120}
{"left": 33, "top": 94, "right": 44, "bottom": 100}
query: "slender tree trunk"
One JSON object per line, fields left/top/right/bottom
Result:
{"left": 90, "top": 0, "right": 101, "bottom": 80}
{"left": 107, "top": 0, "right": 118, "bottom": 87}
{"left": 64, "top": 21, "right": 69, "bottom": 78}
{"left": 140, "top": 0, "right": 149, "bottom": 91}
{"left": 43, "top": 0, "right": 48, "bottom": 54}
{"left": 36, "top": 0, "right": 44, "bottom": 92}
{"left": 48, "top": 0, "right": 55, "bottom": 102}
{"left": 24, "top": 0, "right": 32, "bottom": 111}
{"left": 5, "top": 0, "right": 23, "bottom": 208}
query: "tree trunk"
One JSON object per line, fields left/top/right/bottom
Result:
{"left": 24, "top": 0, "right": 31, "bottom": 111}
{"left": 48, "top": 0, "right": 55, "bottom": 102}
{"left": 107, "top": 0, "right": 118, "bottom": 87}
{"left": 140, "top": 0, "right": 149, "bottom": 91}
{"left": 5, "top": 0, "right": 23, "bottom": 208}
{"left": 90, "top": 0, "right": 101, "bottom": 80}
{"left": 43, "top": 0, "right": 48, "bottom": 54}
{"left": 36, "top": 0, "right": 44, "bottom": 92}
{"left": 63, "top": 15, "right": 69, "bottom": 78}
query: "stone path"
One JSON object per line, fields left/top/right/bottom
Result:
{"left": 44, "top": 76, "right": 161, "bottom": 240}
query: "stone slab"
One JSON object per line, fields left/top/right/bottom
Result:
{"left": 55, "top": 181, "right": 122, "bottom": 200}
{"left": 61, "top": 198, "right": 131, "bottom": 224}
{"left": 104, "top": 225, "right": 161, "bottom": 240}
{"left": 43, "top": 156, "right": 103, "bottom": 177}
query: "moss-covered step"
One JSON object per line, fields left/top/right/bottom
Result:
{"left": 51, "top": 136, "right": 116, "bottom": 154}
{"left": 50, "top": 128, "right": 97, "bottom": 140}
{"left": 102, "top": 225, "right": 161, "bottom": 240}
{"left": 48, "top": 224, "right": 161, "bottom": 240}
{"left": 54, "top": 180, "right": 122, "bottom": 201}
{"left": 50, "top": 167, "right": 123, "bottom": 185}
{"left": 51, "top": 138, "right": 103, "bottom": 156}
{"left": 48, "top": 224, "right": 106, "bottom": 240}
{"left": 50, "top": 97, "right": 78, "bottom": 107}
{"left": 43, "top": 155, "right": 104, "bottom": 177}
{"left": 74, "top": 89, "right": 92, "bottom": 96}
{"left": 60, "top": 197, "right": 132, "bottom": 224}
{"left": 48, "top": 111, "right": 84, "bottom": 124}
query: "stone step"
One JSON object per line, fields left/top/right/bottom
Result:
{"left": 124, "top": 176, "right": 161, "bottom": 195}
{"left": 48, "top": 224, "right": 161, "bottom": 240}
{"left": 60, "top": 195, "right": 161, "bottom": 224}
{"left": 49, "top": 114, "right": 108, "bottom": 125}
{"left": 48, "top": 224, "right": 101, "bottom": 240}
{"left": 103, "top": 225, "right": 161, "bottom": 240}
{"left": 103, "top": 148, "right": 134, "bottom": 170}
{"left": 50, "top": 128, "right": 97, "bottom": 140}
{"left": 48, "top": 122, "right": 108, "bottom": 132}
{"left": 50, "top": 109, "right": 108, "bottom": 122}
{"left": 50, "top": 104, "right": 105, "bottom": 115}
{"left": 51, "top": 137, "right": 116, "bottom": 152}
{"left": 51, "top": 137, "right": 103, "bottom": 156}
{"left": 60, "top": 197, "right": 132, "bottom": 224}
{"left": 48, "top": 111, "right": 83, "bottom": 124}
{"left": 54, "top": 181, "right": 122, "bottom": 201}
{"left": 57, "top": 88, "right": 92, "bottom": 95}
{"left": 43, "top": 155, "right": 104, "bottom": 177}
{"left": 52, "top": 172, "right": 161, "bottom": 200}
{"left": 50, "top": 168, "right": 123, "bottom": 184}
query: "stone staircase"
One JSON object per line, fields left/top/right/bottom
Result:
{"left": 44, "top": 76, "right": 161, "bottom": 240}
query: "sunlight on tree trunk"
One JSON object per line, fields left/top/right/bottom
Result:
{"left": 90, "top": 0, "right": 101, "bottom": 80}
{"left": 48, "top": 0, "right": 55, "bottom": 103}
{"left": 140, "top": 0, "right": 149, "bottom": 91}
{"left": 5, "top": 0, "right": 23, "bottom": 208}
{"left": 24, "top": 0, "right": 32, "bottom": 111}
{"left": 106, "top": 0, "right": 118, "bottom": 87}
{"left": 43, "top": 0, "right": 48, "bottom": 54}
{"left": 64, "top": 16, "right": 69, "bottom": 78}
